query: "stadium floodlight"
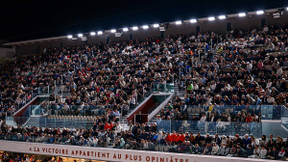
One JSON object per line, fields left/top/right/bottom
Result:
{"left": 132, "top": 26, "right": 139, "bottom": 31}
{"left": 153, "top": 24, "right": 159, "bottom": 28}
{"left": 67, "top": 35, "right": 73, "bottom": 39}
{"left": 208, "top": 17, "right": 215, "bottom": 21}
{"left": 142, "top": 25, "right": 149, "bottom": 29}
{"left": 90, "top": 32, "right": 96, "bottom": 36}
{"left": 78, "top": 33, "right": 83, "bottom": 38}
{"left": 239, "top": 12, "right": 246, "bottom": 17}
{"left": 123, "top": 27, "right": 129, "bottom": 32}
{"left": 218, "top": 15, "right": 226, "bottom": 20}
{"left": 111, "top": 29, "right": 116, "bottom": 33}
{"left": 256, "top": 10, "right": 264, "bottom": 15}
{"left": 190, "top": 19, "right": 197, "bottom": 23}
{"left": 175, "top": 20, "right": 182, "bottom": 25}
{"left": 97, "top": 31, "right": 103, "bottom": 35}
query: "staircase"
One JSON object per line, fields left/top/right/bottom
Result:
{"left": 120, "top": 93, "right": 154, "bottom": 125}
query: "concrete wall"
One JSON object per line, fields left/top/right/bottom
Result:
{"left": 0, "top": 47, "right": 15, "bottom": 58}
{"left": 12, "top": 11, "right": 288, "bottom": 55}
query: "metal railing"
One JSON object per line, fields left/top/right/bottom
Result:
{"left": 183, "top": 105, "right": 283, "bottom": 120}
{"left": 152, "top": 83, "right": 175, "bottom": 93}
{"left": 281, "top": 105, "right": 288, "bottom": 131}
{"left": 156, "top": 120, "right": 263, "bottom": 137}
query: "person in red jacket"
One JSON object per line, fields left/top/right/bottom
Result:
{"left": 245, "top": 113, "right": 253, "bottom": 122}
{"left": 179, "top": 133, "right": 186, "bottom": 142}
{"left": 171, "top": 131, "right": 177, "bottom": 142}
{"left": 109, "top": 121, "right": 114, "bottom": 130}
{"left": 165, "top": 132, "right": 172, "bottom": 142}
{"left": 104, "top": 121, "right": 111, "bottom": 130}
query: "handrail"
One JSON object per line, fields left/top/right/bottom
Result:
{"left": 148, "top": 93, "right": 174, "bottom": 121}
{"left": 13, "top": 95, "right": 38, "bottom": 117}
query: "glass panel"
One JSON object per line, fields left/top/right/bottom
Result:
{"left": 281, "top": 106, "right": 288, "bottom": 130}
{"left": 152, "top": 83, "right": 175, "bottom": 93}
{"left": 156, "top": 120, "right": 263, "bottom": 137}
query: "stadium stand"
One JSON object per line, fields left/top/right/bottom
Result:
{"left": 0, "top": 22, "right": 288, "bottom": 161}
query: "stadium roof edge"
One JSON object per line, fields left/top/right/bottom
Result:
{"left": 3, "top": 7, "right": 287, "bottom": 46}
{"left": 3, "top": 36, "right": 66, "bottom": 46}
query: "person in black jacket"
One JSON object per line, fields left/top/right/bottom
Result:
{"left": 267, "top": 147, "right": 279, "bottom": 160}
{"left": 214, "top": 133, "right": 221, "bottom": 146}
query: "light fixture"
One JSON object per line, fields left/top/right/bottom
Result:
{"left": 67, "top": 35, "right": 73, "bottom": 39}
{"left": 286, "top": 7, "right": 288, "bottom": 11}
{"left": 123, "top": 28, "right": 129, "bottom": 32}
{"left": 175, "top": 20, "right": 182, "bottom": 25}
{"left": 78, "top": 33, "right": 83, "bottom": 37}
{"left": 190, "top": 19, "right": 197, "bottom": 23}
{"left": 256, "top": 10, "right": 264, "bottom": 15}
{"left": 153, "top": 24, "right": 159, "bottom": 28}
{"left": 142, "top": 25, "right": 149, "bottom": 29}
{"left": 208, "top": 17, "right": 215, "bottom": 21}
{"left": 218, "top": 15, "right": 226, "bottom": 20}
{"left": 97, "top": 31, "right": 103, "bottom": 35}
{"left": 132, "top": 26, "right": 138, "bottom": 31}
{"left": 90, "top": 32, "right": 96, "bottom": 36}
{"left": 239, "top": 12, "right": 246, "bottom": 17}
{"left": 111, "top": 29, "right": 116, "bottom": 33}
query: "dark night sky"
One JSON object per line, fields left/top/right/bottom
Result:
{"left": 0, "top": 0, "right": 287, "bottom": 42}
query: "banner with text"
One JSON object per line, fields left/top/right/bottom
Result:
{"left": 0, "top": 140, "right": 281, "bottom": 162}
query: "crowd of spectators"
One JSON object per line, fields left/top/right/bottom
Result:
{"left": 0, "top": 119, "right": 288, "bottom": 160}
{"left": 155, "top": 24, "right": 288, "bottom": 122}
{"left": 0, "top": 23, "right": 288, "bottom": 161}
{"left": 0, "top": 24, "right": 288, "bottom": 123}
{"left": 0, "top": 151, "right": 66, "bottom": 162}
{"left": 0, "top": 152, "right": 38, "bottom": 162}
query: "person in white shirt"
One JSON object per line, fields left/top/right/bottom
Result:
{"left": 267, "top": 95, "right": 275, "bottom": 104}
{"left": 250, "top": 136, "right": 259, "bottom": 148}
{"left": 200, "top": 113, "right": 207, "bottom": 122}
{"left": 210, "top": 81, "right": 216, "bottom": 91}
{"left": 259, "top": 146, "right": 267, "bottom": 159}
{"left": 278, "top": 147, "right": 286, "bottom": 159}
{"left": 221, "top": 135, "right": 227, "bottom": 145}
{"left": 211, "top": 142, "right": 219, "bottom": 155}
{"left": 276, "top": 67, "right": 283, "bottom": 76}
{"left": 248, "top": 145, "right": 260, "bottom": 158}
{"left": 263, "top": 25, "right": 269, "bottom": 33}
{"left": 193, "top": 83, "right": 199, "bottom": 91}
{"left": 114, "top": 122, "right": 122, "bottom": 135}
{"left": 266, "top": 79, "right": 272, "bottom": 89}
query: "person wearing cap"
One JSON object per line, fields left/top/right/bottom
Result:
{"left": 234, "top": 134, "right": 242, "bottom": 145}
{"left": 221, "top": 135, "right": 227, "bottom": 145}
{"left": 242, "top": 134, "right": 251, "bottom": 148}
